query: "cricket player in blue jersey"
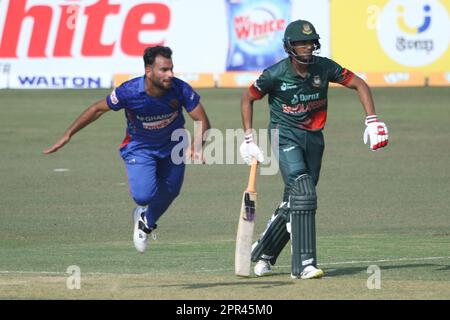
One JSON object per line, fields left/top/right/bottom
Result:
{"left": 44, "top": 46, "right": 211, "bottom": 253}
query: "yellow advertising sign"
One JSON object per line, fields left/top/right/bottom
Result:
{"left": 428, "top": 72, "right": 450, "bottom": 85}
{"left": 331, "top": 0, "right": 450, "bottom": 73}
{"left": 218, "top": 72, "right": 260, "bottom": 88}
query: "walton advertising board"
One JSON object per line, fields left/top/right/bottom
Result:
{"left": 331, "top": 0, "right": 449, "bottom": 73}
{"left": 0, "top": 0, "right": 330, "bottom": 89}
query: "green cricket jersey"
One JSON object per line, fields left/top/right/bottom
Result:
{"left": 249, "top": 56, "right": 354, "bottom": 131}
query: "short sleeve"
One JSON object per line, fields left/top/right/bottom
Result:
{"left": 327, "top": 59, "right": 355, "bottom": 85}
{"left": 249, "top": 69, "right": 273, "bottom": 100}
{"left": 106, "top": 86, "right": 127, "bottom": 111}
{"left": 181, "top": 83, "right": 201, "bottom": 113}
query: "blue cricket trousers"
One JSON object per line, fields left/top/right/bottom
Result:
{"left": 120, "top": 141, "right": 185, "bottom": 227}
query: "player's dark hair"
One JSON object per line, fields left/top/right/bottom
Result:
{"left": 143, "top": 46, "right": 172, "bottom": 66}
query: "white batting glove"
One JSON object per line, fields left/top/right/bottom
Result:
{"left": 363, "top": 115, "right": 389, "bottom": 151}
{"left": 240, "top": 133, "right": 264, "bottom": 165}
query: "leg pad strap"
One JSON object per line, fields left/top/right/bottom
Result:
{"left": 251, "top": 203, "right": 290, "bottom": 265}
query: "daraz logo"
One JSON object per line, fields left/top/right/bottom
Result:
{"left": 397, "top": 4, "right": 431, "bottom": 34}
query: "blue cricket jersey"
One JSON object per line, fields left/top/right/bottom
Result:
{"left": 106, "top": 76, "right": 200, "bottom": 150}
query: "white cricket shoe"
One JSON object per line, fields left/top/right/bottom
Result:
{"left": 132, "top": 207, "right": 155, "bottom": 253}
{"left": 291, "top": 265, "right": 324, "bottom": 279}
{"left": 254, "top": 260, "right": 273, "bottom": 277}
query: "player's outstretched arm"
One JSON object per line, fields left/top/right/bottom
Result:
{"left": 241, "top": 89, "right": 256, "bottom": 134}
{"left": 344, "top": 76, "right": 389, "bottom": 151}
{"left": 187, "top": 102, "right": 210, "bottom": 163}
{"left": 240, "top": 89, "right": 264, "bottom": 164}
{"left": 43, "top": 99, "right": 111, "bottom": 154}
{"left": 344, "top": 75, "right": 376, "bottom": 116}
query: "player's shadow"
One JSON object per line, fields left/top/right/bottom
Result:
{"left": 160, "top": 280, "right": 293, "bottom": 290}
{"left": 436, "top": 264, "right": 450, "bottom": 271}
{"left": 323, "top": 263, "right": 446, "bottom": 277}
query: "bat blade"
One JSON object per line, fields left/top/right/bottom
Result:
{"left": 235, "top": 190, "right": 257, "bottom": 276}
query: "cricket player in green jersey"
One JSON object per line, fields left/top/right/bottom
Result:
{"left": 239, "top": 20, "right": 389, "bottom": 279}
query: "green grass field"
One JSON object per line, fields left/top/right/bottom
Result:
{"left": 0, "top": 87, "right": 449, "bottom": 300}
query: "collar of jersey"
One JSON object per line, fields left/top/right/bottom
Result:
{"left": 286, "top": 59, "right": 311, "bottom": 81}
{"left": 138, "top": 75, "right": 146, "bottom": 93}
{"left": 138, "top": 75, "right": 173, "bottom": 98}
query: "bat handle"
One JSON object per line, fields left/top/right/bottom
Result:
{"left": 246, "top": 157, "right": 258, "bottom": 193}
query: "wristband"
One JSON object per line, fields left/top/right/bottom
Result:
{"left": 244, "top": 133, "right": 253, "bottom": 144}
{"left": 365, "top": 115, "right": 378, "bottom": 125}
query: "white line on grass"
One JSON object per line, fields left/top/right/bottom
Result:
{"left": 0, "top": 256, "right": 448, "bottom": 276}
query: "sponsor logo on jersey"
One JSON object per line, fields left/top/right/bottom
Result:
{"left": 282, "top": 98, "right": 327, "bottom": 114}
{"left": 169, "top": 99, "right": 180, "bottom": 109}
{"left": 312, "top": 75, "right": 322, "bottom": 87}
{"left": 290, "top": 93, "right": 320, "bottom": 105}
{"left": 140, "top": 111, "right": 178, "bottom": 130}
{"left": 280, "top": 82, "right": 298, "bottom": 91}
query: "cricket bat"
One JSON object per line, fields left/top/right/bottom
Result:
{"left": 235, "top": 158, "right": 258, "bottom": 277}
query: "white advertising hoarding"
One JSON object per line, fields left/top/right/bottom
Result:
{"left": 8, "top": 73, "right": 112, "bottom": 89}
{"left": 0, "top": 0, "right": 330, "bottom": 88}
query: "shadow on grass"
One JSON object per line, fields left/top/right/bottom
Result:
{"left": 122, "top": 263, "right": 449, "bottom": 290}
{"left": 324, "top": 263, "right": 445, "bottom": 277}
{"left": 436, "top": 264, "right": 450, "bottom": 271}
{"left": 159, "top": 280, "right": 293, "bottom": 290}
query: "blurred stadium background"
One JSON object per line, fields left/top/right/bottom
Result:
{"left": 0, "top": 0, "right": 448, "bottom": 89}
